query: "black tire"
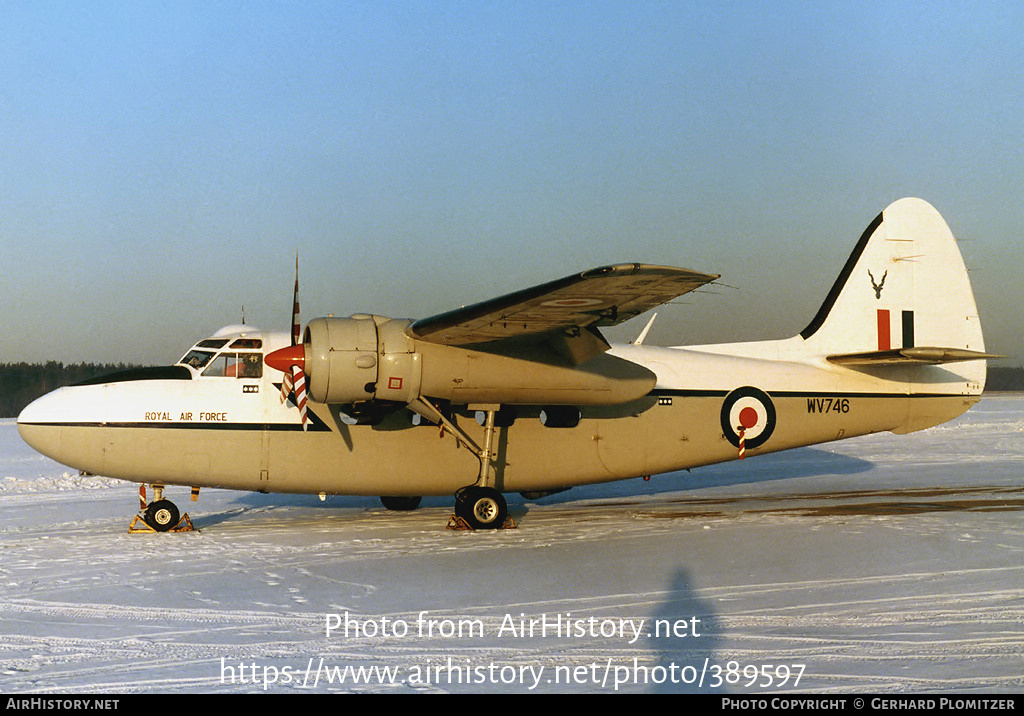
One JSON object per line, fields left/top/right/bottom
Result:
{"left": 380, "top": 496, "right": 422, "bottom": 511}
{"left": 455, "top": 487, "right": 507, "bottom": 530}
{"left": 144, "top": 499, "right": 180, "bottom": 532}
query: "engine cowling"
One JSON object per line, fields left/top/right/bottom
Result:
{"left": 267, "top": 315, "right": 656, "bottom": 408}
{"left": 302, "top": 315, "right": 422, "bottom": 404}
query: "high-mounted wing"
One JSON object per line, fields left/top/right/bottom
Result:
{"left": 409, "top": 263, "right": 718, "bottom": 364}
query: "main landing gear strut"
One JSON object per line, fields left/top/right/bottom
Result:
{"left": 410, "top": 399, "right": 514, "bottom": 530}
{"left": 453, "top": 405, "right": 510, "bottom": 529}
{"left": 128, "top": 484, "right": 196, "bottom": 533}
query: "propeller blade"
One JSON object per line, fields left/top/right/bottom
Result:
{"left": 279, "top": 367, "right": 294, "bottom": 403}
{"left": 290, "top": 254, "right": 301, "bottom": 347}
{"left": 292, "top": 365, "right": 308, "bottom": 431}
{"left": 268, "top": 255, "right": 309, "bottom": 429}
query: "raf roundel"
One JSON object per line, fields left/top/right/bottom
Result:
{"left": 720, "top": 386, "right": 776, "bottom": 450}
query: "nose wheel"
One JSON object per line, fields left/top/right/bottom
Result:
{"left": 144, "top": 499, "right": 180, "bottom": 531}
{"left": 128, "top": 485, "right": 196, "bottom": 533}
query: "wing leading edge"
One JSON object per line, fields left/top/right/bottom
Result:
{"left": 409, "top": 263, "right": 718, "bottom": 364}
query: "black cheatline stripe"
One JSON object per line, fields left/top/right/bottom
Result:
{"left": 18, "top": 421, "right": 329, "bottom": 432}
{"left": 650, "top": 388, "right": 962, "bottom": 400}
{"left": 22, "top": 389, "right": 969, "bottom": 431}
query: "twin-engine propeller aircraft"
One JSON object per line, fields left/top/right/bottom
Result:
{"left": 18, "top": 198, "right": 994, "bottom": 530}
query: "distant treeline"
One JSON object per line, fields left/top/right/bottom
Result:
{"left": 989, "top": 366, "right": 1024, "bottom": 392}
{"left": 2, "top": 362, "right": 1024, "bottom": 420}
{"left": 0, "top": 362, "right": 143, "bottom": 419}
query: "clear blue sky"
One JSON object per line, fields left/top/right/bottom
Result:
{"left": 2, "top": 1, "right": 1022, "bottom": 365}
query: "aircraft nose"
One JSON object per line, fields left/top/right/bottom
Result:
{"left": 17, "top": 391, "right": 65, "bottom": 460}
{"left": 18, "top": 384, "right": 111, "bottom": 473}
{"left": 265, "top": 343, "right": 305, "bottom": 373}
{"left": 18, "top": 388, "right": 60, "bottom": 426}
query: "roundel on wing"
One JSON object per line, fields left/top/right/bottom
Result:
{"left": 720, "top": 386, "right": 776, "bottom": 449}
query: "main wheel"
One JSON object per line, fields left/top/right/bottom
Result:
{"left": 380, "top": 496, "right": 422, "bottom": 511}
{"left": 455, "top": 487, "right": 507, "bottom": 530}
{"left": 144, "top": 499, "right": 180, "bottom": 532}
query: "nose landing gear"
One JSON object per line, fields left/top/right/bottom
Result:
{"left": 128, "top": 484, "right": 196, "bottom": 533}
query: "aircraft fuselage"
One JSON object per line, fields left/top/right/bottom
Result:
{"left": 17, "top": 329, "right": 981, "bottom": 497}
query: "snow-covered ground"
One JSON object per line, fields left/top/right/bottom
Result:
{"left": 2, "top": 396, "right": 1023, "bottom": 694}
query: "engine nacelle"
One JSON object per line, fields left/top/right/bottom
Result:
{"left": 296, "top": 315, "right": 656, "bottom": 408}
{"left": 304, "top": 315, "right": 422, "bottom": 404}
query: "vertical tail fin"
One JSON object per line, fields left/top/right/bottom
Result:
{"left": 800, "top": 198, "right": 989, "bottom": 372}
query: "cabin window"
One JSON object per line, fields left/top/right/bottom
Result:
{"left": 238, "top": 352, "right": 263, "bottom": 377}
{"left": 201, "top": 352, "right": 263, "bottom": 378}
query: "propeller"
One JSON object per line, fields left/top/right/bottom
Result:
{"left": 271, "top": 256, "right": 309, "bottom": 431}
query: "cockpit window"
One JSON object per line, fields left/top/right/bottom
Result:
{"left": 180, "top": 350, "right": 216, "bottom": 370}
{"left": 196, "top": 339, "right": 229, "bottom": 349}
{"left": 230, "top": 338, "right": 262, "bottom": 349}
{"left": 201, "top": 351, "right": 263, "bottom": 378}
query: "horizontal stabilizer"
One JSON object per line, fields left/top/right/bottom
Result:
{"left": 828, "top": 346, "right": 1000, "bottom": 367}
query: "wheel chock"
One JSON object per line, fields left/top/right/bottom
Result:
{"left": 446, "top": 514, "right": 516, "bottom": 531}
{"left": 447, "top": 514, "right": 471, "bottom": 530}
{"left": 128, "top": 513, "right": 197, "bottom": 533}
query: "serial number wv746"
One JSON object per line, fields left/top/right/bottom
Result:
{"left": 806, "top": 397, "right": 850, "bottom": 414}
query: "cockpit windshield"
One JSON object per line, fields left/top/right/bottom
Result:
{"left": 179, "top": 350, "right": 216, "bottom": 371}
{"left": 230, "top": 338, "right": 262, "bottom": 350}
{"left": 177, "top": 336, "right": 264, "bottom": 379}
{"left": 201, "top": 352, "right": 263, "bottom": 378}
